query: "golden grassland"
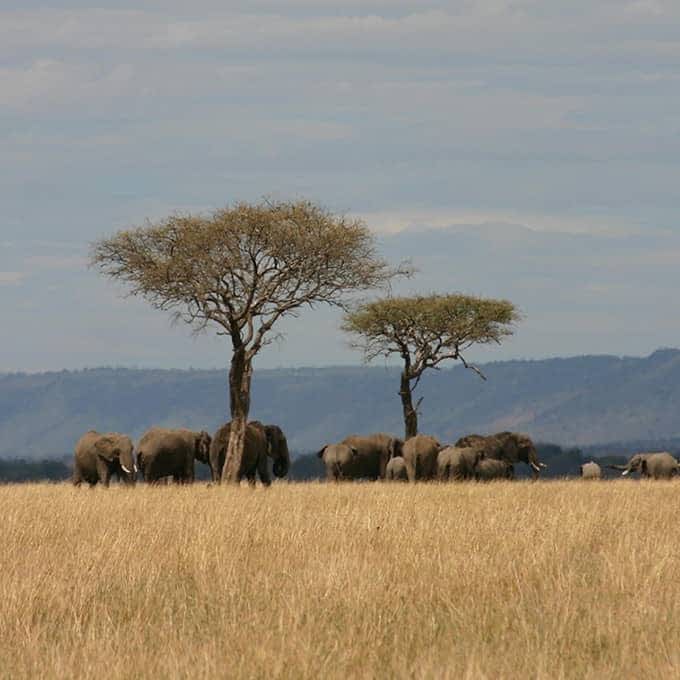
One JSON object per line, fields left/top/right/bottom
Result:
{"left": 1, "top": 481, "right": 680, "bottom": 679}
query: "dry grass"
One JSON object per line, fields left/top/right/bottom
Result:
{"left": 1, "top": 481, "right": 680, "bottom": 679}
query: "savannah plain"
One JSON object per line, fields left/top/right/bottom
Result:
{"left": 2, "top": 481, "right": 680, "bottom": 679}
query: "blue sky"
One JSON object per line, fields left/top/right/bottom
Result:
{"left": 1, "top": 1, "right": 679, "bottom": 371}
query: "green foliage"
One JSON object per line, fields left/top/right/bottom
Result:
{"left": 0, "top": 458, "right": 71, "bottom": 483}
{"left": 343, "top": 293, "right": 520, "bottom": 436}
{"left": 343, "top": 293, "right": 519, "bottom": 372}
{"left": 91, "top": 199, "right": 407, "bottom": 353}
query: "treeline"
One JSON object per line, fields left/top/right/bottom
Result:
{"left": 0, "top": 446, "right": 646, "bottom": 483}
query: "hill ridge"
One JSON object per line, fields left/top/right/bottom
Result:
{"left": 1, "top": 349, "right": 679, "bottom": 458}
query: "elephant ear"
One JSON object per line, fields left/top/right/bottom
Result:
{"left": 502, "top": 435, "right": 519, "bottom": 460}
{"left": 350, "top": 447, "right": 359, "bottom": 457}
{"left": 264, "top": 425, "right": 285, "bottom": 456}
{"left": 94, "top": 436, "right": 119, "bottom": 462}
{"left": 194, "top": 432, "right": 211, "bottom": 463}
{"left": 389, "top": 438, "right": 404, "bottom": 459}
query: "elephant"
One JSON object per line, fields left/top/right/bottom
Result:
{"left": 608, "top": 452, "right": 679, "bottom": 480}
{"left": 385, "top": 456, "right": 408, "bottom": 482}
{"left": 317, "top": 443, "right": 359, "bottom": 481}
{"left": 402, "top": 434, "right": 441, "bottom": 482}
{"left": 475, "top": 458, "right": 514, "bottom": 481}
{"left": 455, "top": 434, "right": 487, "bottom": 449}
{"left": 580, "top": 461, "right": 602, "bottom": 480}
{"left": 137, "top": 428, "right": 211, "bottom": 484}
{"left": 210, "top": 421, "right": 290, "bottom": 485}
{"left": 73, "top": 430, "right": 136, "bottom": 487}
{"left": 437, "top": 446, "right": 485, "bottom": 481}
{"left": 455, "top": 431, "right": 545, "bottom": 476}
{"left": 316, "top": 433, "right": 403, "bottom": 481}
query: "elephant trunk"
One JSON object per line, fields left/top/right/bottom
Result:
{"left": 526, "top": 447, "right": 544, "bottom": 474}
{"left": 119, "top": 449, "right": 137, "bottom": 485}
{"left": 272, "top": 438, "right": 290, "bottom": 479}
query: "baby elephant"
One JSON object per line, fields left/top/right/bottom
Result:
{"left": 475, "top": 458, "right": 514, "bottom": 481}
{"left": 580, "top": 461, "right": 602, "bottom": 480}
{"left": 385, "top": 457, "right": 408, "bottom": 482}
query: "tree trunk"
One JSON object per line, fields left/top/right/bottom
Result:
{"left": 399, "top": 371, "right": 418, "bottom": 440}
{"left": 222, "top": 347, "right": 253, "bottom": 483}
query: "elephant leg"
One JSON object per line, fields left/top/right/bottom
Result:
{"left": 183, "top": 455, "right": 194, "bottom": 484}
{"left": 257, "top": 455, "right": 271, "bottom": 487}
{"left": 405, "top": 461, "right": 416, "bottom": 483}
{"left": 95, "top": 459, "right": 111, "bottom": 487}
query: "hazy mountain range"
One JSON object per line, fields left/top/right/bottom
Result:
{"left": 1, "top": 348, "right": 679, "bottom": 460}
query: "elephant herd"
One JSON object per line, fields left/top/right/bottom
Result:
{"left": 317, "top": 430, "right": 546, "bottom": 482}
{"left": 72, "top": 423, "right": 680, "bottom": 487}
{"left": 72, "top": 420, "right": 289, "bottom": 487}
{"left": 580, "top": 452, "right": 680, "bottom": 480}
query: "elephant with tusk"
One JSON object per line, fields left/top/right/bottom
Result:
{"left": 137, "top": 428, "right": 211, "bottom": 484}
{"left": 73, "top": 430, "right": 137, "bottom": 487}
{"left": 608, "top": 452, "right": 679, "bottom": 480}
{"left": 455, "top": 431, "right": 545, "bottom": 477}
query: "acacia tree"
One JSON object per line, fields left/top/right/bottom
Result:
{"left": 342, "top": 294, "right": 520, "bottom": 439}
{"left": 91, "top": 200, "right": 406, "bottom": 482}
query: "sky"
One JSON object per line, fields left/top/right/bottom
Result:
{"left": 1, "top": 1, "right": 679, "bottom": 371}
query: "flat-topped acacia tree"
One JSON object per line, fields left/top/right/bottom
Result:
{"left": 91, "top": 200, "right": 406, "bottom": 482}
{"left": 342, "top": 294, "right": 520, "bottom": 439}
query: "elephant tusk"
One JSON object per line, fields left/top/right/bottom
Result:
{"left": 621, "top": 469, "right": 630, "bottom": 476}
{"left": 120, "top": 464, "right": 132, "bottom": 474}
{"left": 133, "top": 464, "right": 138, "bottom": 473}
{"left": 530, "top": 462, "right": 541, "bottom": 472}
{"left": 539, "top": 462, "right": 548, "bottom": 469}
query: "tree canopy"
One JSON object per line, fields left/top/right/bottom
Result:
{"left": 91, "top": 199, "right": 407, "bottom": 481}
{"left": 343, "top": 294, "right": 520, "bottom": 438}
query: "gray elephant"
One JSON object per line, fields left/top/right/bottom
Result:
{"left": 403, "top": 434, "right": 441, "bottom": 482}
{"left": 137, "top": 428, "right": 211, "bottom": 484}
{"left": 455, "top": 431, "right": 546, "bottom": 476}
{"left": 210, "top": 421, "right": 290, "bottom": 485}
{"left": 609, "top": 452, "right": 679, "bottom": 480}
{"left": 475, "top": 458, "right": 514, "bottom": 481}
{"left": 385, "top": 456, "right": 408, "bottom": 482}
{"left": 73, "top": 430, "right": 137, "bottom": 487}
{"left": 580, "top": 461, "right": 602, "bottom": 480}
{"left": 437, "top": 446, "right": 485, "bottom": 481}
{"left": 317, "top": 443, "right": 359, "bottom": 481}
{"left": 317, "top": 433, "right": 403, "bottom": 481}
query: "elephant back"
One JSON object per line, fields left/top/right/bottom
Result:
{"left": 403, "top": 434, "right": 440, "bottom": 481}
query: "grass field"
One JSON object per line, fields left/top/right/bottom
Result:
{"left": 2, "top": 481, "right": 680, "bottom": 679}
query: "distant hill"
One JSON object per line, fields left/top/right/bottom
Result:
{"left": 1, "top": 348, "right": 680, "bottom": 459}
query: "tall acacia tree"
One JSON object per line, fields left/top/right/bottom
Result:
{"left": 343, "top": 294, "right": 520, "bottom": 439}
{"left": 91, "top": 200, "right": 406, "bottom": 482}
